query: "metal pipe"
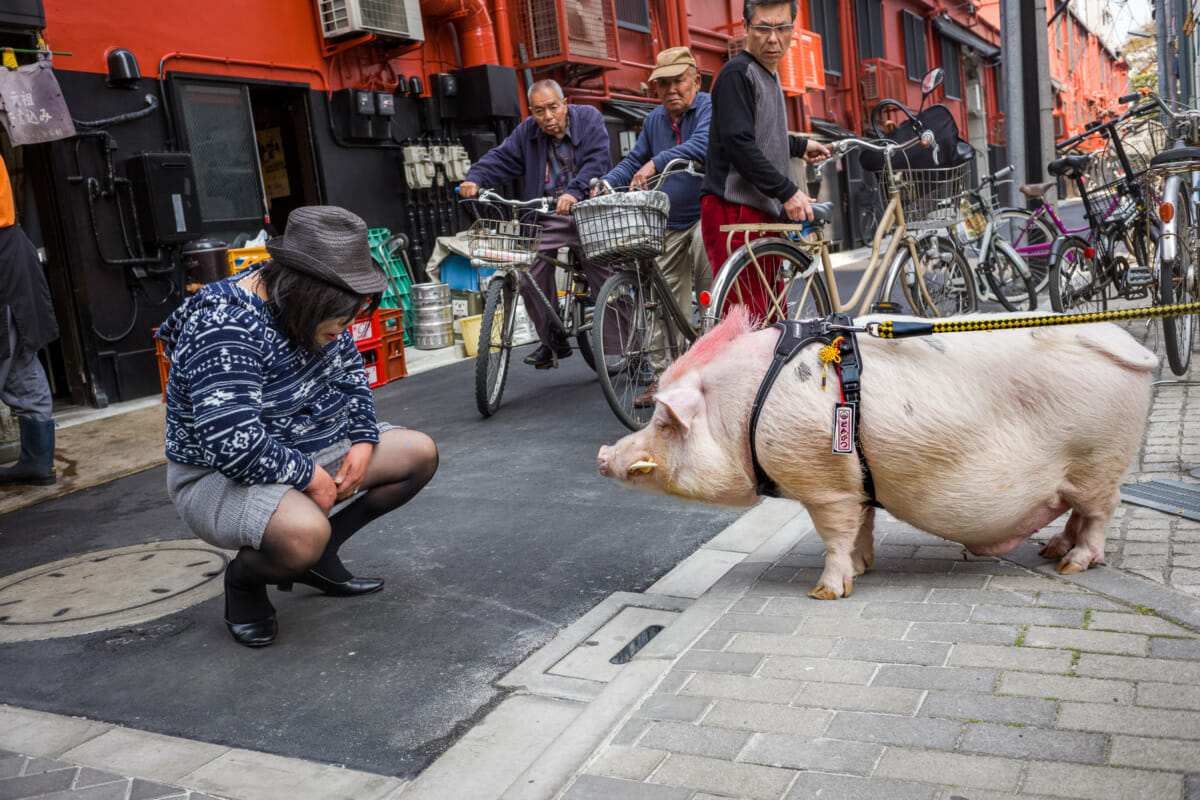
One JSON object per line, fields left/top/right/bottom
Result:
{"left": 675, "top": 0, "right": 690, "bottom": 48}
{"left": 492, "top": 0, "right": 515, "bottom": 66}
{"left": 419, "top": 0, "right": 501, "bottom": 66}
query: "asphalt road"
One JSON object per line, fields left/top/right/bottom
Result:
{"left": 0, "top": 350, "right": 740, "bottom": 778}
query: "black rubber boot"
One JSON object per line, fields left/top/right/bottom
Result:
{"left": 0, "top": 417, "right": 56, "bottom": 487}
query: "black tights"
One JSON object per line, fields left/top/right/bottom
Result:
{"left": 225, "top": 431, "right": 438, "bottom": 623}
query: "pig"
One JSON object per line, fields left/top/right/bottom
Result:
{"left": 597, "top": 307, "right": 1156, "bottom": 599}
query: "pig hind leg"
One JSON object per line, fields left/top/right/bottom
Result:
{"left": 1040, "top": 486, "right": 1119, "bottom": 574}
{"left": 809, "top": 501, "right": 869, "bottom": 599}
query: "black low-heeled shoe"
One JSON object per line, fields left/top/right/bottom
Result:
{"left": 277, "top": 569, "right": 384, "bottom": 597}
{"left": 225, "top": 615, "right": 278, "bottom": 647}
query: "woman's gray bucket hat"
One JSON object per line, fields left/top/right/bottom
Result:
{"left": 265, "top": 205, "right": 387, "bottom": 295}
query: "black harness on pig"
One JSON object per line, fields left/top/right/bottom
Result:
{"left": 748, "top": 313, "right": 881, "bottom": 507}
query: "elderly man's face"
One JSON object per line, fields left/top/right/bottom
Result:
{"left": 654, "top": 69, "right": 701, "bottom": 119}
{"left": 529, "top": 87, "right": 569, "bottom": 138}
{"left": 744, "top": 3, "right": 795, "bottom": 74}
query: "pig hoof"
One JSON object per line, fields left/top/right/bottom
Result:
{"left": 1040, "top": 542, "right": 1069, "bottom": 560}
{"left": 843, "top": 578, "right": 853, "bottom": 597}
{"left": 1056, "top": 560, "right": 1086, "bottom": 575}
{"left": 809, "top": 585, "right": 840, "bottom": 600}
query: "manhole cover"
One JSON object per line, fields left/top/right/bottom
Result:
{"left": 0, "top": 541, "right": 229, "bottom": 643}
{"left": 1121, "top": 479, "right": 1200, "bottom": 522}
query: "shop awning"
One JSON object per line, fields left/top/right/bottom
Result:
{"left": 606, "top": 98, "right": 657, "bottom": 122}
{"left": 932, "top": 13, "right": 1002, "bottom": 61}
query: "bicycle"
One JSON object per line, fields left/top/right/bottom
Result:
{"left": 700, "top": 131, "right": 977, "bottom": 332}
{"left": 1047, "top": 99, "right": 1165, "bottom": 315}
{"left": 950, "top": 164, "right": 1036, "bottom": 311}
{"left": 581, "top": 159, "right": 704, "bottom": 430}
{"left": 1141, "top": 89, "right": 1200, "bottom": 374}
{"left": 461, "top": 190, "right": 597, "bottom": 417}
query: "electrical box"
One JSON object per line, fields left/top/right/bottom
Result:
{"left": 332, "top": 88, "right": 387, "bottom": 140}
{"left": 0, "top": 0, "right": 44, "bottom": 30}
{"left": 450, "top": 64, "right": 521, "bottom": 122}
{"left": 125, "top": 152, "right": 202, "bottom": 245}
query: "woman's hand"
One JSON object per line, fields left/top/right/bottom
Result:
{"left": 304, "top": 465, "right": 338, "bottom": 516}
{"left": 333, "top": 442, "right": 374, "bottom": 501}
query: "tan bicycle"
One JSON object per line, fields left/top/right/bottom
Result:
{"left": 700, "top": 133, "right": 978, "bottom": 332}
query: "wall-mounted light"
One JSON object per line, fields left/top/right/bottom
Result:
{"left": 105, "top": 48, "right": 141, "bottom": 89}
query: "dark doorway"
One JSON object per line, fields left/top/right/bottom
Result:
{"left": 248, "top": 83, "right": 321, "bottom": 234}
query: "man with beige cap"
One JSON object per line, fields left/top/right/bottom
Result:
{"left": 597, "top": 46, "right": 711, "bottom": 406}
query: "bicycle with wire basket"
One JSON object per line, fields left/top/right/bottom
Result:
{"left": 700, "top": 131, "right": 978, "bottom": 334}
{"left": 578, "top": 158, "right": 702, "bottom": 430}
{"left": 949, "top": 164, "right": 1037, "bottom": 311}
{"left": 1138, "top": 88, "right": 1200, "bottom": 375}
{"left": 461, "top": 192, "right": 597, "bottom": 417}
{"left": 1046, "top": 97, "right": 1165, "bottom": 317}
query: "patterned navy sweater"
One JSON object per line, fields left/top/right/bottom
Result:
{"left": 156, "top": 273, "right": 379, "bottom": 489}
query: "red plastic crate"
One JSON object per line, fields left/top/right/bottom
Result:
{"left": 360, "top": 344, "right": 386, "bottom": 388}
{"left": 350, "top": 310, "right": 381, "bottom": 347}
{"left": 383, "top": 335, "right": 406, "bottom": 381}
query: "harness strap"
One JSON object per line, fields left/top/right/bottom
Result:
{"left": 748, "top": 314, "right": 880, "bottom": 507}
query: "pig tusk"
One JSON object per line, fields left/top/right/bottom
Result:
{"left": 628, "top": 460, "right": 657, "bottom": 474}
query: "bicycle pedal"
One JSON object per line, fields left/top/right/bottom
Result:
{"left": 1124, "top": 286, "right": 1149, "bottom": 301}
{"left": 870, "top": 301, "right": 904, "bottom": 314}
{"left": 1125, "top": 266, "right": 1153, "bottom": 287}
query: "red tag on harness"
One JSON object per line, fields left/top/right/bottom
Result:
{"left": 833, "top": 404, "right": 855, "bottom": 454}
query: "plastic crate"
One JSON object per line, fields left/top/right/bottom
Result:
{"left": 360, "top": 343, "right": 386, "bottom": 388}
{"left": 384, "top": 333, "right": 407, "bottom": 381}
{"left": 350, "top": 310, "right": 381, "bottom": 346}
{"left": 227, "top": 246, "right": 269, "bottom": 275}
{"left": 368, "top": 227, "right": 414, "bottom": 345}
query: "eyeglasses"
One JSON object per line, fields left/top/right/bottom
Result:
{"left": 747, "top": 23, "right": 794, "bottom": 38}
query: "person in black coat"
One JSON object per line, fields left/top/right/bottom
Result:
{"left": 0, "top": 150, "right": 59, "bottom": 487}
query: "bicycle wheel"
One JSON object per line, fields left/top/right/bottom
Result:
{"left": 706, "top": 238, "right": 832, "bottom": 331}
{"left": 1048, "top": 235, "right": 1107, "bottom": 314}
{"left": 880, "top": 236, "right": 977, "bottom": 317}
{"left": 981, "top": 238, "right": 1037, "bottom": 312}
{"left": 592, "top": 270, "right": 685, "bottom": 430}
{"left": 991, "top": 208, "right": 1055, "bottom": 294}
{"left": 475, "top": 276, "right": 517, "bottom": 417}
{"left": 1161, "top": 189, "right": 1196, "bottom": 375}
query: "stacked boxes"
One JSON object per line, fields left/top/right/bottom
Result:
{"left": 379, "top": 308, "right": 407, "bottom": 381}
{"left": 367, "top": 228, "right": 414, "bottom": 345}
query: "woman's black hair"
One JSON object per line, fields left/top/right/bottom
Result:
{"left": 257, "top": 259, "right": 382, "bottom": 356}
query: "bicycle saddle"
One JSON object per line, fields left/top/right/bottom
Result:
{"left": 810, "top": 202, "right": 834, "bottom": 224}
{"left": 1019, "top": 181, "right": 1056, "bottom": 198}
{"left": 1047, "top": 155, "right": 1090, "bottom": 180}
{"left": 1150, "top": 145, "right": 1200, "bottom": 167}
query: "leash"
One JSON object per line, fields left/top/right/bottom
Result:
{"left": 867, "top": 300, "right": 1200, "bottom": 339}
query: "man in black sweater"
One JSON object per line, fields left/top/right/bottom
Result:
{"left": 700, "top": 0, "right": 830, "bottom": 319}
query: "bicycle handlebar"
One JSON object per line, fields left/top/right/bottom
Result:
{"left": 457, "top": 186, "right": 556, "bottom": 213}
{"left": 827, "top": 132, "right": 929, "bottom": 160}
{"left": 589, "top": 158, "right": 704, "bottom": 195}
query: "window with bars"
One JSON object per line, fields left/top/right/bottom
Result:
{"left": 615, "top": 0, "right": 649, "bottom": 33}
{"left": 855, "top": 0, "right": 884, "bottom": 61}
{"left": 901, "top": 10, "right": 927, "bottom": 82}
{"left": 807, "top": 0, "right": 842, "bottom": 76}
{"left": 940, "top": 37, "right": 961, "bottom": 100}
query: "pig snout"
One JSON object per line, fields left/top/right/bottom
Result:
{"left": 597, "top": 445, "right": 614, "bottom": 478}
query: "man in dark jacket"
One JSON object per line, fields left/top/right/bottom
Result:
{"left": 460, "top": 80, "right": 613, "bottom": 368}
{"left": 0, "top": 150, "right": 58, "bottom": 486}
{"left": 700, "top": 0, "right": 830, "bottom": 319}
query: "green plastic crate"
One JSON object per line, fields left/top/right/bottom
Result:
{"left": 368, "top": 227, "right": 414, "bottom": 345}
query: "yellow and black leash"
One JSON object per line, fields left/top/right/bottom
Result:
{"left": 867, "top": 300, "right": 1200, "bottom": 339}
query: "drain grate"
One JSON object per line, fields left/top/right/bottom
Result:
{"left": 1121, "top": 479, "right": 1200, "bottom": 522}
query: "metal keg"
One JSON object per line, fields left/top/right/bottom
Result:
{"left": 410, "top": 282, "right": 454, "bottom": 349}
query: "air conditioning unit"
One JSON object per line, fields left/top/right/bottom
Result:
{"left": 318, "top": 0, "right": 425, "bottom": 42}
{"left": 860, "top": 58, "right": 905, "bottom": 104}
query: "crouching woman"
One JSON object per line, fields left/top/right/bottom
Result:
{"left": 157, "top": 206, "right": 438, "bottom": 647}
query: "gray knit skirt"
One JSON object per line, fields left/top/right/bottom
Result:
{"left": 167, "top": 424, "right": 394, "bottom": 550}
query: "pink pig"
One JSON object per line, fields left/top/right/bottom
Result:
{"left": 597, "top": 308, "right": 1156, "bottom": 599}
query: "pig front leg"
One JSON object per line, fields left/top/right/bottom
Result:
{"left": 808, "top": 501, "right": 872, "bottom": 599}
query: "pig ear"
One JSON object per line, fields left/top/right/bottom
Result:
{"left": 655, "top": 386, "right": 704, "bottom": 432}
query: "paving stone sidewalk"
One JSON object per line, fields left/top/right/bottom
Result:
{"left": 0, "top": 748, "right": 225, "bottom": 800}
{"left": 560, "top": 516, "right": 1200, "bottom": 800}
